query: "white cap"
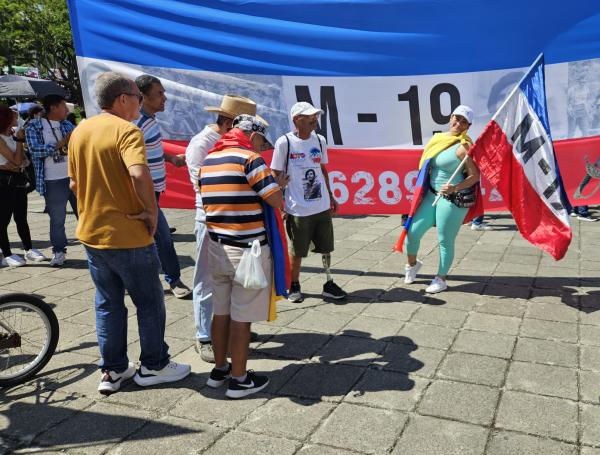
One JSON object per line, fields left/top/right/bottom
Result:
{"left": 290, "top": 101, "right": 324, "bottom": 119}
{"left": 232, "top": 114, "right": 273, "bottom": 148}
{"left": 451, "top": 105, "right": 474, "bottom": 124}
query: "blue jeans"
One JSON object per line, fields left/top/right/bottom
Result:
{"left": 44, "top": 178, "right": 77, "bottom": 253}
{"left": 573, "top": 206, "right": 590, "bottom": 216}
{"left": 85, "top": 244, "right": 170, "bottom": 372}
{"left": 154, "top": 192, "right": 181, "bottom": 285}
{"left": 193, "top": 218, "right": 213, "bottom": 342}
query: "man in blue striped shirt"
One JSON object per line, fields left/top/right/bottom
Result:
{"left": 134, "top": 75, "right": 191, "bottom": 298}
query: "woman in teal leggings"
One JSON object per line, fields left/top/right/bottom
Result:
{"left": 404, "top": 105, "right": 480, "bottom": 293}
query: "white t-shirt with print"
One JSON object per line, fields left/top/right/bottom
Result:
{"left": 42, "top": 119, "right": 68, "bottom": 181}
{"left": 271, "top": 131, "right": 330, "bottom": 217}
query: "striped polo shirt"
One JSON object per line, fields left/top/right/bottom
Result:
{"left": 134, "top": 110, "right": 166, "bottom": 193}
{"left": 200, "top": 147, "right": 279, "bottom": 244}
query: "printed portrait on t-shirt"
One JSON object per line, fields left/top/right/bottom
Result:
{"left": 302, "top": 168, "right": 322, "bottom": 201}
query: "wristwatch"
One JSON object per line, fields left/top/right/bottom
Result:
{"left": 12, "top": 136, "right": 25, "bottom": 143}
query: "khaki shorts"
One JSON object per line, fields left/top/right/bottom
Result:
{"left": 208, "top": 240, "right": 272, "bottom": 322}
{"left": 286, "top": 209, "right": 334, "bottom": 257}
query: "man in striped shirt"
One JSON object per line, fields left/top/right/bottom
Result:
{"left": 134, "top": 75, "right": 191, "bottom": 299}
{"left": 201, "top": 114, "right": 284, "bottom": 398}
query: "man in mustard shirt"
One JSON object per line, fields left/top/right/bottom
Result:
{"left": 68, "top": 72, "right": 190, "bottom": 394}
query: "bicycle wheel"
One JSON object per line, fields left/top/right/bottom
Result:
{"left": 0, "top": 293, "right": 59, "bottom": 387}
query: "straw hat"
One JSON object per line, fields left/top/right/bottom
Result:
{"left": 204, "top": 95, "right": 257, "bottom": 118}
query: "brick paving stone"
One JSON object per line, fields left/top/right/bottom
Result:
{"left": 525, "top": 301, "right": 579, "bottom": 323}
{"left": 519, "top": 318, "right": 578, "bottom": 343}
{"left": 452, "top": 330, "right": 516, "bottom": 359}
{"left": 581, "top": 325, "right": 600, "bottom": 346}
{"left": 254, "top": 327, "right": 331, "bottom": 361}
{"left": 417, "top": 379, "right": 499, "bottom": 425}
{"left": 505, "top": 361, "right": 578, "bottom": 399}
{"left": 344, "top": 369, "right": 429, "bottom": 411}
{"left": 396, "top": 322, "right": 458, "bottom": 350}
{"left": 582, "top": 448, "right": 600, "bottom": 455}
{"left": 463, "top": 312, "right": 521, "bottom": 335}
{"left": 239, "top": 397, "right": 334, "bottom": 441}
{"left": 513, "top": 337, "right": 578, "bottom": 367}
{"left": 581, "top": 345, "right": 600, "bottom": 372}
{"left": 392, "top": 414, "right": 488, "bottom": 455}
{"left": 311, "top": 403, "right": 407, "bottom": 454}
{"left": 107, "top": 416, "right": 224, "bottom": 455}
{"left": 436, "top": 352, "right": 508, "bottom": 387}
{"left": 279, "top": 363, "right": 365, "bottom": 402}
{"left": 0, "top": 388, "right": 93, "bottom": 441}
{"left": 361, "top": 300, "right": 421, "bottom": 320}
{"left": 379, "top": 343, "right": 444, "bottom": 378}
{"left": 581, "top": 403, "right": 600, "bottom": 446}
{"left": 580, "top": 370, "right": 600, "bottom": 404}
{"left": 486, "top": 430, "right": 577, "bottom": 455}
{"left": 33, "top": 402, "right": 154, "bottom": 454}
{"left": 288, "top": 309, "right": 355, "bottom": 334}
{"left": 495, "top": 391, "right": 578, "bottom": 442}
{"left": 204, "top": 430, "right": 299, "bottom": 455}
{"left": 475, "top": 298, "right": 527, "bottom": 317}
{"left": 296, "top": 444, "right": 357, "bottom": 454}
{"left": 341, "top": 314, "right": 404, "bottom": 340}
{"left": 410, "top": 306, "right": 468, "bottom": 329}
{"left": 316, "top": 335, "right": 386, "bottom": 366}
{"left": 580, "top": 310, "right": 600, "bottom": 327}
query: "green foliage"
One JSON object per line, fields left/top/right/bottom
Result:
{"left": 0, "top": 0, "right": 82, "bottom": 104}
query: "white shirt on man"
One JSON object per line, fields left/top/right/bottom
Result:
{"left": 185, "top": 125, "right": 221, "bottom": 222}
{"left": 42, "top": 118, "right": 67, "bottom": 181}
{"left": 271, "top": 131, "right": 330, "bottom": 217}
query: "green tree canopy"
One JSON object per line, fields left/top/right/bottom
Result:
{"left": 0, "top": 0, "right": 82, "bottom": 104}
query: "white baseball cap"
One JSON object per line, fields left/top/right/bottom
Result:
{"left": 451, "top": 105, "right": 474, "bottom": 124}
{"left": 290, "top": 102, "right": 324, "bottom": 119}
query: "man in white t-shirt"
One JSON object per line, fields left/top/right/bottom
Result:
{"left": 26, "top": 94, "right": 76, "bottom": 266}
{"left": 271, "top": 102, "right": 347, "bottom": 303}
{"left": 185, "top": 95, "right": 258, "bottom": 363}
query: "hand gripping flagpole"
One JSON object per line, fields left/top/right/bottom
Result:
{"left": 431, "top": 53, "right": 545, "bottom": 207}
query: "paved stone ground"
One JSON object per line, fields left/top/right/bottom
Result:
{"left": 1, "top": 194, "right": 599, "bottom": 454}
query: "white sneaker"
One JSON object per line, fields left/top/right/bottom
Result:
{"left": 98, "top": 362, "right": 136, "bottom": 395}
{"left": 0, "top": 254, "right": 6, "bottom": 267}
{"left": 49, "top": 251, "right": 66, "bottom": 267}
{"left": 426, "top": 276, "right": 448, "bottom": 294}
{"left": 25, "top": 248, "right": 47, "bottom": 262}
{"left": 133, "top": 361, "right": 191, "bottom": 386}
{"left": 471, "top": 222, "right": 492, "bottom": 231}
{"left": 404, "top": 260, "right": 422, "bottom": 284}
{"left": 5, "top": 254, "right": 26, "bottom": 267}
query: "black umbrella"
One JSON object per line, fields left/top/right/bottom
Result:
{"left": 0, "top": 75, "right": 68, "bottom": 99}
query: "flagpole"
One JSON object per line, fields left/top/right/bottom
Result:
{"left": 432, "top": 52, "right": 544, "bottom": 206}
{"left": 491, "top": 53, "right": 544, "bottom": 122}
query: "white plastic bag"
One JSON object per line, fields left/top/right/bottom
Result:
{"left": 234, "top": 239, "right": 268, "bottom": 289}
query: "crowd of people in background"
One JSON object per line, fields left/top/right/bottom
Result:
{"left": 0, "top": 71, "right": 597, "bottom": 399}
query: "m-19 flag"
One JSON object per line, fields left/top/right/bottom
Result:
{"left": 470, "top": 54, "right": 572, "bottom": 260}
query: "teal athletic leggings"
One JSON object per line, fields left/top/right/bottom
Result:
{"left": 405, "top": 144, "right": 468, "bottom": 276}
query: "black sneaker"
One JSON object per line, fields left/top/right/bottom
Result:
{"left": 577, "top": 214, "right": 598, "bottom": 222}
{"left": 322, "top": 280, "right": 347, "bottom": 300}
{"left": 225, "top": 370, "right": 269, "bottom": 399}
{"left": 288, "top": 282, "right": 303, "bottom": 303}
{"left": 207, "top": 363, "right": 231, "bottom": 388}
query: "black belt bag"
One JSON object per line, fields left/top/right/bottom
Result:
{"left": 430, "top": 185, "right": 476, "bottom": 208}
{"left": 0, "top": 170, "right": 29, "bottom": 189}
